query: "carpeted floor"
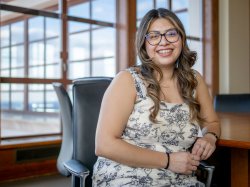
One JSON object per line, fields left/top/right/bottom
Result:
{"left": 0, "top": 174, "right": 71, "bottom": 187}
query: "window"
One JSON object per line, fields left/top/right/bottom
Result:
{"left": 0, "top": 0, "right": 116, "bottom": 139}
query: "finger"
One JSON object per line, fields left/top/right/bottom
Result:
{"left": 192, "top": 143, "right": 202, "bottom": 155}
{"left": 204, "top": 147, "right": 215, "bottom": 160}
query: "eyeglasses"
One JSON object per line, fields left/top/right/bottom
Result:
{"left": 145, "top": 29, "right": 179, "bottom": 46}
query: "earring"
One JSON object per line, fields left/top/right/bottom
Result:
{"left": 175, "top": 60, "right": 179, "bottom": 68}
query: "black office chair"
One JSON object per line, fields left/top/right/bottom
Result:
{"left": 64, "top": 77, "right": 112, "bottom": 187}
{"left": 63, "top": 77, "right": 215, "bottom": 187}
{"left": 52, "top": 82, "right": 73, "bottom": 177}
{"left": 214, "top": 93, "right": 250, "bottom": 113}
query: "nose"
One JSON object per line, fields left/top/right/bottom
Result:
{"left": 159, "top": 34, "right": 170, "bottom": 46}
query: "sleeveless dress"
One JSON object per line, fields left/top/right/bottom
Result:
{"left": 92, "top": 67, "right": 205, "bottom": 187}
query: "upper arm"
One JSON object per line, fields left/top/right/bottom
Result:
{"left": 95, "top": 71, "right": 136, "bottom": 144}
{"left": 195, "top": 71, "right": 219, "bottom": 126}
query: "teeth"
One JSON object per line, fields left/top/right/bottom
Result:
{"left": 158, "top": 49, "right": 172, "bottom": 54}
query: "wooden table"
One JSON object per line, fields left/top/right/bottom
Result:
{"left": 217, "top": 113, "right": 250, "bottom": 187}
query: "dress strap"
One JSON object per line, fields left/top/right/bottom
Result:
{"left": 126, "top": 67, "right": 147, "bottom": 99}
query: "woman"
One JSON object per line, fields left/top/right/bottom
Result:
{"left": 92, "top": 8, "right": 220, "bottom": 187}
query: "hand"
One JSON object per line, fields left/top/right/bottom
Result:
{"left": 168, "top": 152, "right": 200, "bottom": 175}
{"left": 191, "top": 135, "right": 216, "bottom": 160}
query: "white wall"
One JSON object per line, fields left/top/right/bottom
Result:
{"left": 219, "top": 0, "right": 250, "bottom": 93}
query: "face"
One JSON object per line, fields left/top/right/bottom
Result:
{"left": 145, "top": 18, "right": 182, "bottom": 68}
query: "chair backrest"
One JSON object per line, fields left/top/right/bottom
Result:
{"left": 72, "top": 77, "right": 112, "bottom": 186}
{"left": 214, "top": 93, "right": 250, "bottom": 113}
{"left": 52, "top": 82, "right": 73, "bottom": 176}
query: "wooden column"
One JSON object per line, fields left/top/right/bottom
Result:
{"left": 116, "top": 0, "right": 137, "bottom": 72}
{"left": 203, "top": 0, "right": 219, "bottom": 96}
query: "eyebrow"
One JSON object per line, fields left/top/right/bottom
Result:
{"left": 147, "top": 28, "right": 177, "bottom": 33}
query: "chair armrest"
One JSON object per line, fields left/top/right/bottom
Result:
{"left": 63, "top": 159, "right": 90, "bottom": 178}
{"left": 197, "top": 161, "right": 215, "bottom": 187}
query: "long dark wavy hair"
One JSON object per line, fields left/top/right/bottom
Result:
{"left": 136, "top": 8, "right": 202, "bottom": 123}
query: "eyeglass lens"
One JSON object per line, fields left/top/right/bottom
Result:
{"left": 145, "top": 29, "right": 179, "bottom": 46}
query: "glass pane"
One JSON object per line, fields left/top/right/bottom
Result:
{"left": 11, "top": 84, "right": 24, "bottom": 110}
{"left": 156, "top": 0, "right": 169, "bottom": 9}
{"left": 11, "top": 21, "right": 24, "bottom": 45}
{"left": 92, "top": 58, "right": 115, "bottom": 77}
{"left": 11, "top": 68, "right": 25, "bottom": 78}
{"left": 176, "top": 12, "right": 189, "bottom": 35}
{"left": 45, "top": 84, "right": 59, "bottom": 113}
{"left": 0, "top": 84, "right": 10, "bottom": 110}
{"left": 0, "top": 25, "right": 10, "bottom": 47}
{"left": 172, "top": 0, "right": 188, "bottom": 11}
{"left": 92, "top": 0, "right": 116, "bottom": 23}
{"left": 46, "top": 64, "right": 60, "bottom": 79}
{"left": 68, "top": 2, "right": 90, "bottom": 19}
{"left": 29, "top": 42, "right": 44, "bottom": 66}
{"left": 1, "top": 83, "right": 60, "bottom": 138}
{"left": 11, "top": 45, "right": 24, "bottom": 68}
{"left": 1, "top": 70, "right": 10, "bottom": 77}
{"left": 29, "top": 16, "right": 44, "bottom": 42}
{"left": 188, "top": 40, "right": 203, "bottom": 75}
{"left": 46, "top": 17, "right": 60, "bottom": 38}
{"left": 92, "top": 27, "right": 115, "bottom": 58}
{"left": 28, "top": 84, "right": 44, "bottom": 112}
{"left": 68, "top": 61, "right": 90, "bottom": 79}
{"left": 1, "top": 47, "right": 10, "bottom": 69}
{"left": 46, "top": 38, "right": 60, "bottom": 64}
{"left": 68, "top": 21, "right": 90, "bottom": 33}
{"left": 69, "top": 32, "right": 90, "bottom": 61}
{"left": 137, "top": 0, "right": 153, "bottom": 19}
{"left": 29, "top": 66, "right": 44, "bottom": 78}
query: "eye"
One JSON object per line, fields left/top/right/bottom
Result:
{"left": 166, "top": 29, "right": 178, "bottom": 37}
{"left": 147, "top": 33, "right": 160, "bottom": 40}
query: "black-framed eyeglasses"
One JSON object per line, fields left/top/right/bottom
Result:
{"left": 145, "top": 28, "right": 180, "bottom": 46}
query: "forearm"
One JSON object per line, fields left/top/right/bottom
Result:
{"left": 95, "top": 138, "right": 168, "bottom": 169}
{"left": 202, "top": 120, "right": 221, "bottom": 138}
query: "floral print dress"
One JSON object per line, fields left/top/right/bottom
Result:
{"left": 92, "top": 68, "right": 205, "bottom": 187}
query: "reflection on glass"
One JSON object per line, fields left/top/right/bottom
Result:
{"left": 92, "top": 27, "right": 115, "bottom": 58}
{"left": 11, "top": 45, "right": 24, "bottom": 68}
{"left": 92, "top": 0, "right": 116, "bottom": 23}
{"left": 68, "top": 2, "right": 90, "bottom": 18}
{"left": 69, "top": 32, "right": 90, "bottom": 61}
{"left": 137, "top": 0, "right": 153, "bottom": 19}
{"left": 0, "top": 25, "right": 10, "bottom": 47}
{"left": 68, "top": 61, "right": 90, "bottom": 79}
{"left": 46, "top": 17, "right": 60, "bottom": 38}
{"left": 29, "top": 17, "right": 44, "bottom": 42}
{"left": 29, "top": 42, "right": 44, "bottom": 66}
{"left": 172, "top": 0, "right": 188, "bottom": 11}
{"left": 92, "top": 58, "right": 115, "bottom": 77}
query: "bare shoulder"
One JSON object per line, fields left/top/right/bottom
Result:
{"left": 105, "top": 70, "right": 136, "bottom": 99}
{"left": 111, "top": 70, "right": 134, "bottom": 87}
